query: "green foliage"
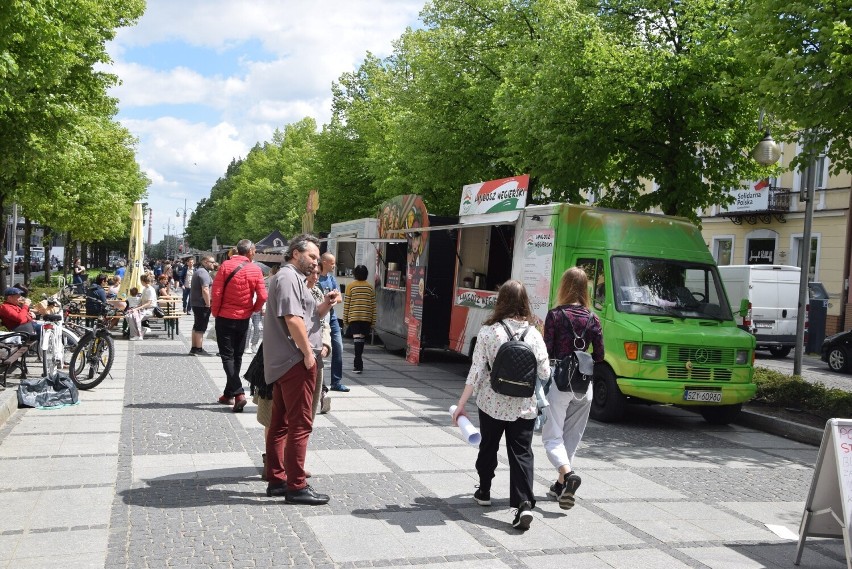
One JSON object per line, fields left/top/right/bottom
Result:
{"left": 0, "top": 0, "right": 148, "bottom": 286}
{"left": 754, "top": 366, "right": 852, "bottom": 419}
{"left": 494, "top": 0, "right": 767, "bottom": 219}
{"left": 742, "top": 0, "right": 852, "bottom": 173}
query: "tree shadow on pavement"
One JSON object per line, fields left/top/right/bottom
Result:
{"left": 119, "top": 466, "right": 271, "bottom": 508}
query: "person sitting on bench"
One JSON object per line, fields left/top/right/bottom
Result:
{"left": 0, "top": 288, "right": 41, "bottom": 338}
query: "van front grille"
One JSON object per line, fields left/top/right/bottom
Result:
{"left": 667, "top": 366, "right": 733, "bottom": 381}
{"left": 666, "top": 345, "right": 734, "bottom": 366}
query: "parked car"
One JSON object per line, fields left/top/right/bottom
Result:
{"left": 821, "top": 329, "right": 852, "bottom": 372}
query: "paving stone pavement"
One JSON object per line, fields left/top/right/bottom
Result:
{"left": 0, "top": 316, "right": 849, "bottom": 568}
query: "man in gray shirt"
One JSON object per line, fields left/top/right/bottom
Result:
{"left": 264, "top": 234, "right": 339, "bottom": 505}
{"left": 189, "top": 255, "right": 214, "bottom": 355}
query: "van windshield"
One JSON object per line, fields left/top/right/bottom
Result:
{"left": 612, "top": 256, "right": 733, "bottom": 321}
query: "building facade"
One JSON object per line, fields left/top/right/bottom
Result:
{"left": 699, "top": 145, "right": 852, "bottom": 335}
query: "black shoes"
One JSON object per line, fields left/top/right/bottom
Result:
{"left": 285, "top": 485, "right": 329, "bottom": 505}
{"left": 473, "top": 487, "right": 491, "bottom": 506}
{"left": 559, "top": 472, "right": 581, "bottom": 510}
{"left": 266, "top": 483, "right": 287, "bottom": 497}
{"left": 512, "top": 501, "right": 533, "bottom": 531}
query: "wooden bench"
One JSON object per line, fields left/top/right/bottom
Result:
{"left": 68, "top": 297, "right": 182, "bottom": 339}
{"left": 0, "top": 332, "right": 37, "bottom": 388}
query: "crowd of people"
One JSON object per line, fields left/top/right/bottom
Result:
{"left": 11, "top": 238, "right": 604, "bottom": 530}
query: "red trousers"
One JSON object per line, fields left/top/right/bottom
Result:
{"left": 266, "top": 362, "right": 317, "bottom": 491}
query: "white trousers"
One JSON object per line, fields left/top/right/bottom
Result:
{"left": 541, "top": 383, "right": 592, "bottom": 471}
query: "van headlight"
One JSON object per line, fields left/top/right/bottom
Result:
{"left": 642, "top": 345, "right": 661, "bottom": 360}
{"left": 735, "top": 350, "right": 749, "bottom": 365}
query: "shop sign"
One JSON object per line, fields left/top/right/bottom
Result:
{"left": 522, "top": 229, "right": 554, "bottom": 326}
{"left": 720, "top": 180, "right": 770, "bottom": 213}
{"left": 459, "top": 175, "right": 530, "bottom": 216}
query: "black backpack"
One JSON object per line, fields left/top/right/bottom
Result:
{"left": 552, "top": 309, "right": 596, "bottom": 393}
{"left": 488, "top": 321, "right": 538, "bottom": 397}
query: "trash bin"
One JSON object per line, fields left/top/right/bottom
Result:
{"left": 807, "top": 282, "right": 829, "bottom": 353}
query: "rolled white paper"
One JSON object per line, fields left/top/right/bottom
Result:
{"left": 449, "top": 405, "right": 482, "bottom": 446}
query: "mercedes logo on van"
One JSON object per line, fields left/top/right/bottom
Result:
{"left": 694, "top": 348, "right": 709, "bottom": 364}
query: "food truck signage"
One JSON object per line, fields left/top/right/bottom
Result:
{"left": 459, "top": 175, "right": 530, "bottom": 216}
{"left": 455, "top": 288, "right": 498, "bottom": 309}
{"left": 522, "top": 228, "right": 555, "bottom": 326}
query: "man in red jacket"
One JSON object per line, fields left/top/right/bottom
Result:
{"left": 211, "top": 239, "right": 268, "bottom": 412}
{"left": 0, "top": 287, "right": 40, "bottom": 337}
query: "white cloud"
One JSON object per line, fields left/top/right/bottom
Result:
{"left": 108, "top": 0, "right": 424, "bottom": 244}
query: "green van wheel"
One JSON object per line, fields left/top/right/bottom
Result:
{"left": 590, "top": 366, "right": 627, "bottom": 423}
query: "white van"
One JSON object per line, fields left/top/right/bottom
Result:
{"left": 717, "top": 265, "right": 804, "bottom": 357}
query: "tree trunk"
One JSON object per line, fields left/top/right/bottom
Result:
{"left": 0, "top": 197, "right": 8, "bottom": 291}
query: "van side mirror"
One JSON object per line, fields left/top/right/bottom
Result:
{"left": 738, "top": 298, "right": 749, "bottom": 317}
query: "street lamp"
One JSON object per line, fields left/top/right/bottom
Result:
{"left": 176, "top": 199, "right": 190, "bottom": 255}
{"left": 162, "top": 220, "right": 175, "bottom": 259}
{"left": 752, "top": 127, "right": 815, "bottom": 377}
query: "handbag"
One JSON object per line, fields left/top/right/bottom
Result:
{"left": 153, "top": 306, "right": 165, "bottom": 318}
{"left": 551, "top": 309, "right": 595, "bottom": 393}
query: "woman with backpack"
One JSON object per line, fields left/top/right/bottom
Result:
{"left": 452, "top": 280, "right": 550, "bottom": 531}
{"left": 542, "top": 267, "right": 605, "bottom": 510}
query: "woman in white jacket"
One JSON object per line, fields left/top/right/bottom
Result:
{"left": 452, "top": 280, "right": 550, "bottom": 531}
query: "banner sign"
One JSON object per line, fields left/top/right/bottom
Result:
{"left": 459, "top": 175, "right": 530, "bottom": 217}
{"left": 720, "top": 180, "right": 771, "bottom": 213}
{"left": 454, "top": 288, "right": 498, "bottom": 310}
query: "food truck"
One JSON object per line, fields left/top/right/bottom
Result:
{"left": 438, "top": 176, "right": 757, "bottom": 424}
{"left": 374, "top": 195, "right": 457, "bottom": 363}
{"left": 325, "top": 218, "right": 380, "bottom": 318}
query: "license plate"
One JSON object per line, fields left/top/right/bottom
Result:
{"left": 754, "top": 321, "right": 773, "bottom": 328}
{"left": 684, "top": 390, "right": 722, "bottom": 403}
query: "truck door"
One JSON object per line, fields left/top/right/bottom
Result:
{"left": 576, "top": 257, "right": 606, "bottom": 313}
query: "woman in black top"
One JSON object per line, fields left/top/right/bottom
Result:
{"left": 541, "top": 267, "right": 604, "bottom": 511}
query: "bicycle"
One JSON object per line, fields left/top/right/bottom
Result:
{"left": 68, "top": 299, "right": 117, "bottom": 390}
{"left": 32, "top": 293, "right": 80, "bottom": 378}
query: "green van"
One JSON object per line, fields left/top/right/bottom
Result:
{"left": 515, "top": 203, "right": 756, "bottom": 424}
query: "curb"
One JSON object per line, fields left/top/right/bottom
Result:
{"left": 735, "top": 407, "right": 824, "bottom": 446}
{"left": 0, "top": 385, "right": 18, "bottom": 430}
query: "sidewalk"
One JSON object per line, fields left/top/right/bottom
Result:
{"left": 0, "top": 317, "right": 847, "bottom": 568}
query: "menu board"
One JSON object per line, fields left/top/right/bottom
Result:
{"left": 522, "top": 228, "right": 555, "bottom": 327}
{"left": 385, "top": 270, "right": 402, "bottom": 289}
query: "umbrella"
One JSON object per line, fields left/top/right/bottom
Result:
{"left": 118, "top": 201, "right": 144, "bottom": 297}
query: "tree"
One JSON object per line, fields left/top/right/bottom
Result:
{"left": 742, "top": 0, "right": 852, "bottom": 172}
{"left": 492, "top": 0, "right": 768, "bottom": 220}
{"left": 0, "top": 0, "right": 146, "bottom": 287}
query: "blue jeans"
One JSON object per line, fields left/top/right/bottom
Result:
{"left": 329, "top": 316, "right": 343, "bottom": 386}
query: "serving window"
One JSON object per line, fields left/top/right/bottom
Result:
{"left": 456, "top": 224, "right": 515, "bottom": 291}
{"left": 381, "top": 241, "right": 407, "bottom": 289}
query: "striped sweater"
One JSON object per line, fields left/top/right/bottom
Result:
{"left": 343, "top": 280, "right": 376, "bottom": 326}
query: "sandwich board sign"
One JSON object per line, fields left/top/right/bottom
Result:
{"left": 796, "top": 418, "right": 852, "bottom": 568}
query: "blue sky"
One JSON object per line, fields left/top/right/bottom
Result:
{"left": 107, "top": 0, "right": 425, "bottom": 245}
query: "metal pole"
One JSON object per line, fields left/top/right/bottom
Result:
{"left": 9, "top": 203, "right": 18, "bottom": 285}
{"left": 793, "top": 149, "right": 817, "bottom": 376}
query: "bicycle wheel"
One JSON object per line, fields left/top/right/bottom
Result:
{"left": 41, "top": 327, "right": 58, "bottom": 378}
{"left": 69, "top": 334, "right": 114, "bottom": 389}
{"left": 61, "top": 328, "right": 79, "bottom": 368}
